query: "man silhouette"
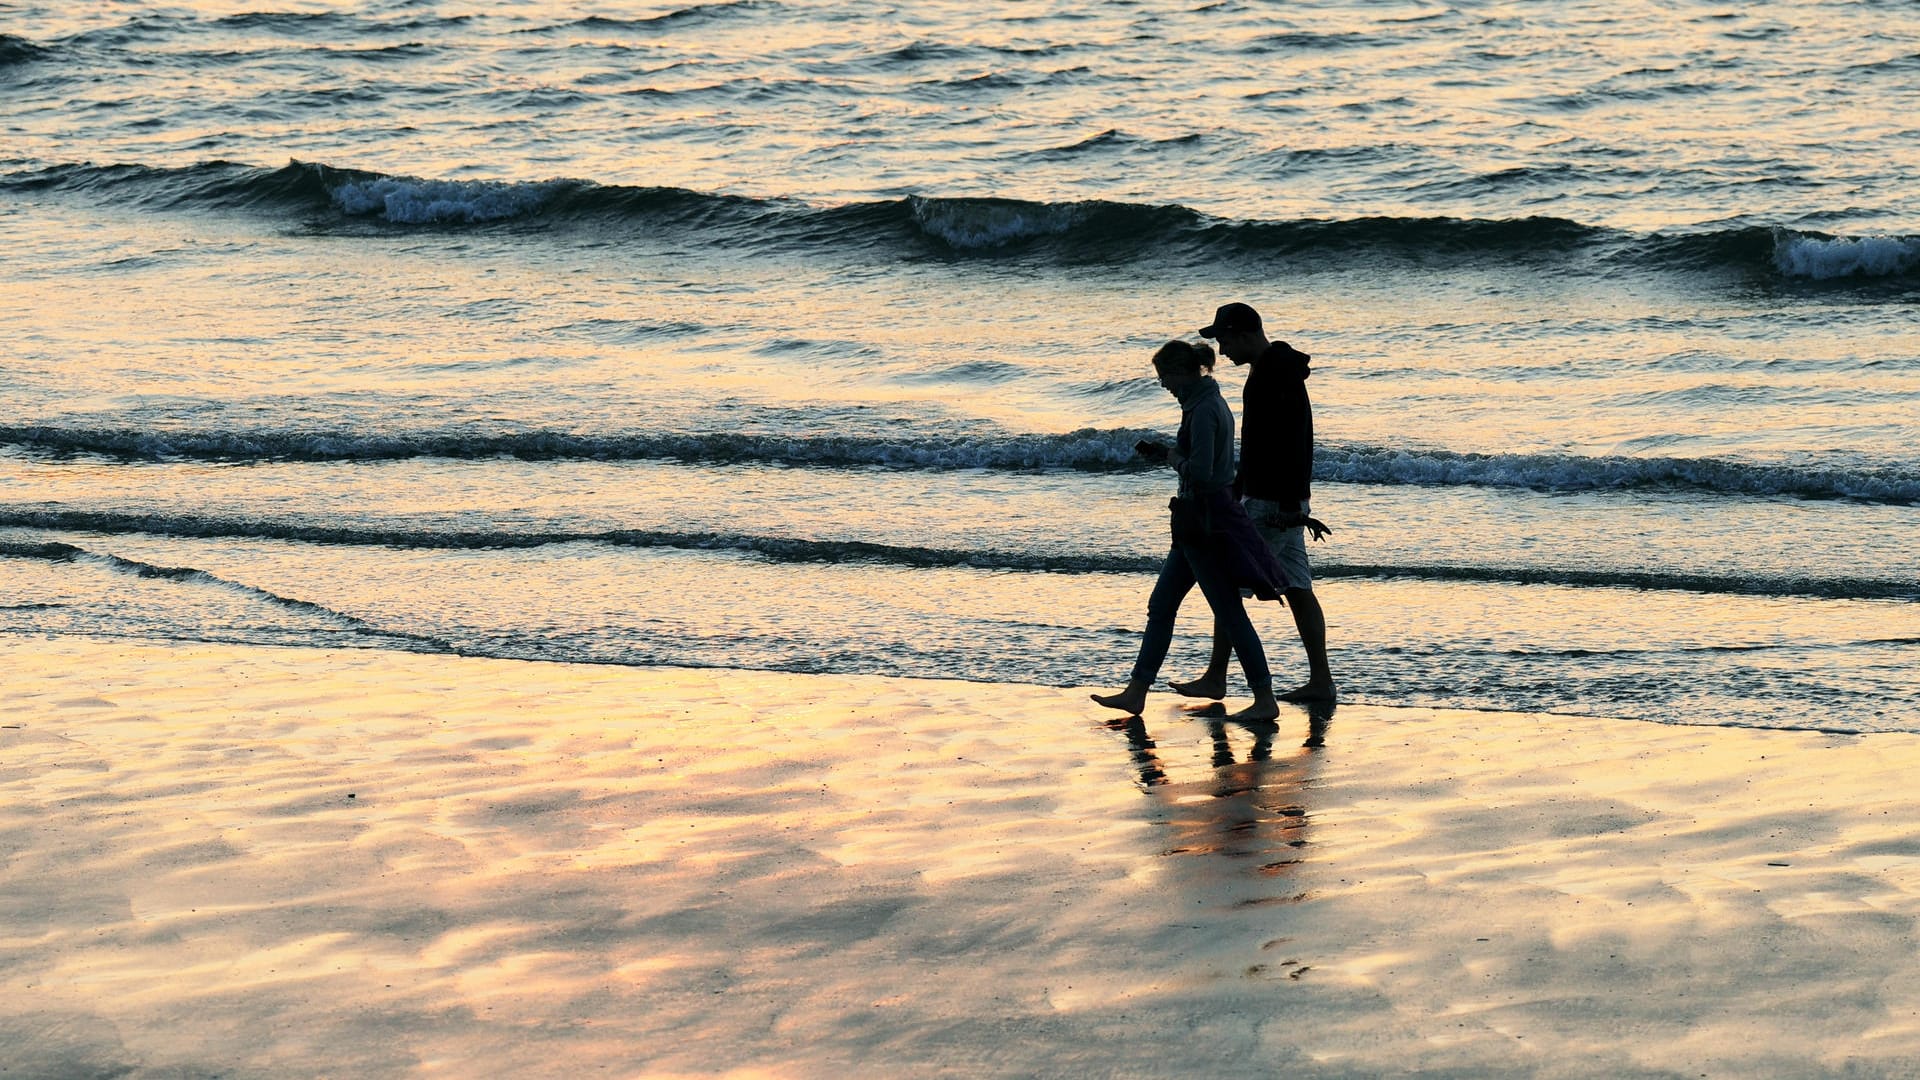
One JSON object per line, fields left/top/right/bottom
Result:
{"left": 1174, "top": 302, "right": 1336, "bottom": 703}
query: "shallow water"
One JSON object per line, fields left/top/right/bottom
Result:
{"left": 5, "top": 0, "right": 1918, "bottom": 730}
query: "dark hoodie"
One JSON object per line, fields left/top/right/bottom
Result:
{"left": 1233, "top": 341, "right": 1313, "bottom": 505}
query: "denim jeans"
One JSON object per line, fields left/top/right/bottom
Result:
{"left": 1128, "top": 538, "right": 1273, "bottom": 693}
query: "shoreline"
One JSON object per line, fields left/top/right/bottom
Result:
{"left": 5, "top": 634, "right": 1920, "bottom": 1077}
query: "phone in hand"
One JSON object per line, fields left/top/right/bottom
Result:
{"left": 1134, "top": 439, "right": 1170, "bottom": 461}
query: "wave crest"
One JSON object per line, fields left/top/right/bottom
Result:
{"left": 909, "top": 196, "right": 1088, "bottom": 249}
{"left": 0, "top": 424, "right": 1157, "bottom": 472}
{"left": 3, "top": 424, "right": 1915, "bottom": 504}
{"left": 1319, "top": 446, "right": 1920, "bottom": 504}
{"left": 1774, "top": 233, "right": 1920, "bottom": 280}
{"left": 331, "top": 176, "right": 564, "bottom": 224}
{"left": 7, "top": 160, "right": 1917, "bottom": 279}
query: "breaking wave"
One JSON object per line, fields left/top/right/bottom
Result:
{"left": 4, "top": 424, "right": 1915, "bottom": 504}
{"left": 9, "top": 159, "right": 1917, "bottom": 278}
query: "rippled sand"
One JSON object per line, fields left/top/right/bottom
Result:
{"left": 4, "top": 637, "right": 1919, "bottom": 1077}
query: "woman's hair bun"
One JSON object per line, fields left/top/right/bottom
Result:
{"left": 1151, "top": 339, "right": 1214, "bottom": 376}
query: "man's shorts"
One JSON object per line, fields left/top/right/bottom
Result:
{"left": 1244, "top": 497, "right": 1314, "bottom": 592}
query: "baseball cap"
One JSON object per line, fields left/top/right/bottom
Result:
{"left": 1198, "top": 302, "right": 1262, "bottom": 338}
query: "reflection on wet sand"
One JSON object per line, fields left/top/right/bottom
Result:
{"left": 19, "top": 641, "right": 1920, "bottom": 1075}
{"left": 1106, "top": 704, "right": 1333, "bottom": 909}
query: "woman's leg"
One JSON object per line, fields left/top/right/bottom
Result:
{"left": 1131, "top": 547, "right": 1197, "bottom": 685}
{"left": 1093, "top": 548, "right": 1195, "bottom": 713}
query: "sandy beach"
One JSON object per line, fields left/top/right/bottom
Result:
{"left": 5, "top": 635, "right": 1920, "bottom": 1078}
{"left": 11, "top": 2, "right": 1920, "bottom": 1077}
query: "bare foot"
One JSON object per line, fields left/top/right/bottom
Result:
{"left": 1168, "top": 674, "right": 1226, "bottom": 700}
{"left": 1278, "top": 680, "right": 1337, "bottom": 704}
{"left": 1228, "top": 697, "right": 1281, "bottom": 723}
{"left": 1091, "top": 684, "right": 1148, "bottom": 715}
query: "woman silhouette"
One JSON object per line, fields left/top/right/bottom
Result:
{"left": 1093, "top": 340, "right": 1286, "bottom": 721}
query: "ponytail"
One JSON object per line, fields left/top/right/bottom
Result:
{"left": 1151, "top": 339, "right": 1214, "bottom": 377}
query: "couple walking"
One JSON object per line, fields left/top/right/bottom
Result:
{"left": 1092, "top": 302, "right": 1335, "bottom": 722}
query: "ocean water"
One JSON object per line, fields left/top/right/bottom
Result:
{"left": 4, "top": 0, "right": 1917, "bottom": 732}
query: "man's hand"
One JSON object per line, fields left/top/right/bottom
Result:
{"left": 1270, "top": 511, "right": 1332, "bottom": 541}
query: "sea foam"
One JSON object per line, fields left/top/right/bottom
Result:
{"left": 331, "top": 177, "right": 557, "bottom": 224}
{"left": 1773, "top": 232, "right": 1920, "bottom": 280}
{"left": 908, "top": 196, "right": 1086, "bottom": 249}
{"left": 4, "top": 424, "right": 1915, "bottom": 504}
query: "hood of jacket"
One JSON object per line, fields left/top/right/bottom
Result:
{"left": 1261, "top": 341, "right": 1311, "bottom": 380}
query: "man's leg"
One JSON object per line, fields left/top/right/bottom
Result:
{"left": 1169, "top": 621, "right": 1232, "bottom": 699}
{"left": 1173, "top": 499, "right": 1292, "bottom": 699}
{"left": 1184, "top": 543, "right": 1279, "bottom": 722}
{"left": 1279, "top": 586, "right": 1335, "bottom": 702}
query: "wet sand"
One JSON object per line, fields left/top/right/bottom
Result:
{"left": 5, "top": 636, "right": 1920, "bottom": 1078}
